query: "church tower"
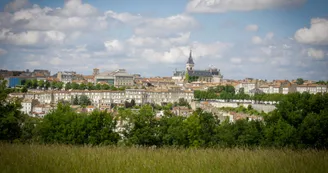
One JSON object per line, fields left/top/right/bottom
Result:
{"left": 186, "top": 50, "right": 194, "bottom": 71}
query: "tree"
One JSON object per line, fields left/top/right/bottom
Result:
{"left": 56, "top": 82, "right": 64, "bottom": 90}
{"left": 38, "top": 80, "right": 45, "bottom": 89}
{"left": 79, "top": 95, "right": 91, "bottom": 106}
{"left": 127, "top": 105, "right": 160, "bottom": 146}
{"left": 183, "top": 109, "right": 219, "bottom": 147}
{"left": 31, "top": 79, "right": 38, "bottom": 89}
{"left": 65, "top": 82, "right": 71, "bottom": 90}
{"left": 130, "top": 99, "right": 136, "bottom": 107}
{"left": 185, "top": 73, "right": 190, "bottom": 83}
{"left": 72, "top": 95, "right": 79, "bottom": 105}
{"left": 87, "top": 82, "right": 94, "bottom": 90}
{"left": 296, "top": 78, "right": 304, "bottom": 85}
{"left": 0, "top": 81, "right": 25, "bottom": 142}
{"left": 71, "top": 82, "right": 80, "bottom": 90}
{"left": 21, "top": 86, "right": 28, "bottom": 93}
{"left": 24, "top": 80, "right": 32, "bottom": 89}
{"left": 79, "top": 83, "right": 86, "bottom": 90}
{"left": 85, "top": 110, "right": 120, "bottom": 145}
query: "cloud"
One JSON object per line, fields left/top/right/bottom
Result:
{"left": 252, "top": 36, "right": 262, "bottom": 44}
{"left": 104, "top": 40, "right": 125, "bottom": 55}
{"left": 245, "top": 24, "right": 259, "bottom": 32}
{"left": 0, "top": 29, "right": 66, "bottom": 46}
{"left": 0, "top": 48, "right": 7, "bottom": 56}
{"left": 307, "top": 48, "right": 325, "bottom": 60}
{"left": 4, "top": 0, "right": 29, "bottom": 12}
{"left": 186, "top": 0, "right": 307, "bottom": 13}
{"left": 134, "top": 14, "right": 198, "bottom": 37}
{"left": 295, "top": 18, "right": 328, "bottom": 45}
{"left": 126, "top": 32, "right": 190, "bottom": 48}
{"left": 265, "top": 32, "right": 274, "bottom": 40}
{"left": 230, "top": 58, "right": 242, "bottom": 64}
{"left": 249, "top": 57, "right": 265, "bottom": 63}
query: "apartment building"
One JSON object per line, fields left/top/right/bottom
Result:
{"left": 95, "top": 69, "right": 134, "bottom": 87}
{"left": 296, "top": 84, "right": 328, "bottom": 94}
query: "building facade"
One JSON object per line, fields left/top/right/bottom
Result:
{"left": 94, "top": 69, "right": 134, "bottom": 87}
{"left": 173, "top": 50, "right": 223, "bottom": 83}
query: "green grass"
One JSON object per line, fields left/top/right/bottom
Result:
{"left": 0, "top": 143, "right": 327, "bottom": 173}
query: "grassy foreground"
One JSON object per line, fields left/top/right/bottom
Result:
{"left": 0, "top": 143, "right": 327, "bottom": 173}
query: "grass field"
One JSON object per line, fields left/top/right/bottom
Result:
{"left": 0, "top": 143, "right": 327, "bottom": 173}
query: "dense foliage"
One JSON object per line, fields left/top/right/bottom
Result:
{"left": 195, "top": 85, "right": 286, "bottom": 101}
{"left": 1, "top": 80, "right": 328, "bottom": 149}
{"left": 23, "top": 79, "right": 127, "bottom": 91}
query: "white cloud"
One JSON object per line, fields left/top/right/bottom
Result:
{"left": 295, "top": 18, "right": 328, "bottom": 45}
{"left": 265, "top": 32, "right": 274, "bottom": 40}
{"left": 245, "top": 24, "right": 259, "bottom": 32}
{"left": 59, "top": 0, "right": 98, "bottom": 17}
{"left": 0, "top": 48, "right": 7, "bottom": 56}
{"left": 307, "top": 48, "right": 325, "bottom": 60}
{"left": 186, "top": 0, "right": 307, "bottom": 13}
{"left": 104, "top": 10, "right": 143, "bottom": 24}
{"left": 252, "top": 36, "right": 262, "bottom": 44}
{"left": 0, "top": 28, "right": 66, "bottom": 46}
{"left": 126, "top": 32, "right": 190, "bottom": 48}
{"left": 134, "top": 14, "right": 198, "bottom": 37}
{"left": 4, "top": 0, "right": 29, "bottom": 12}
{"left": 230, "top": 58, "right": 242, "bottom": 64}
{"left": 249, "top": 57, "right": 265, "bottom": 63}
{"left": 104, "top": 40, "right": 125, "bottom": 54}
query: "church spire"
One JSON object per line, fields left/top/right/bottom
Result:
{"left": 187, "top": 49, "right": 194, "bottom": 65}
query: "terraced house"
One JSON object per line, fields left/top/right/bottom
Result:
{"left": 9, "top": 89, "right": 194, "bottom": 116}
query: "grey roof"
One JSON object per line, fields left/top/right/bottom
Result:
{"left": 186, "top": 50, "right": 194, "bottom": 65}
{"left": 173, "top": 71, "right": 185, "bottom": 76}
{"left": 97, "top": 69, "right": 133, "bottom": 77}
{"left": 187, "top": 70, "right": 212, "bottom": 77}
{"left": 249, "top": 88, "right": 264, "bottom": 94}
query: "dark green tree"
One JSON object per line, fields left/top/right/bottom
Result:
{"left": 79, "top": 95, "right": 91, "bottom": 106}
{"left": 296, "top": 78, "right": 304, "bottom": 85}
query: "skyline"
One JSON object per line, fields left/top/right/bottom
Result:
{"left": 0, "top": 0, "right": 328, "bottom": 80}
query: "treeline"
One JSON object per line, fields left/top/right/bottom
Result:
{"left": 195, "top": 85, "right": 285, "bottom": 101}
{"left": 1, "top": 80, "right": 328, "bottom": 148}
{"left": 22, "top": 79, "right": 134, "bottom": 91}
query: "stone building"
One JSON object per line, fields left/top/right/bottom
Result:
{"left": 94, "top": 69, "right": 134, "bottom": 87}
{"left": 173, "top": 50, "right": 223, "bottom": 83}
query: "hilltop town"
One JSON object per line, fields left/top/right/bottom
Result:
{"left": 1, "top": 51, "right": 327, "bottom": 121}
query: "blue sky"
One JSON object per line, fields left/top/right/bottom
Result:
{"left": 0, "top": 0, "right": 327, "bottom": 80}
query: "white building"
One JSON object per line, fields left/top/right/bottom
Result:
{"left": 21, "top": 99, "right": 39, "bottom": 116}
{"left": 296, "top": 84, "right": 328, "bottom": 94}
{"left": 94, "top": 69, "right": 134, "bottom": 87}
{"left": 235, "top": 82, "right": 256, "bottom": 94}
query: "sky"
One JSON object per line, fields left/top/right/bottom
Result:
{"left": 0, "top": 0, "right": 327, "bottom": 80}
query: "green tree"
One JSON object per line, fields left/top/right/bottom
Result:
{"left": 128, "top": 105, "right": 160, "bottom": 146}
{"left": 37, "top": 80, "right": 45, "bottom": 89}
{"left": 65, "top": 82, "right": 71, "bottom": 90}
{"left": 79, "top": 95, "right": 91, "bottom": 106}
{"left": 185, "top": 73, "right": 190, "bottom": 83}
{"left": 85, "top": 110, "right": 120, "bottom": 145}
{"left": 72, "top": 95, "right": 79, "bottom": 105}
{"left": 79, "top": 83, "right": 86, "bottom": 90}
{"left": 56, "top": 82, "right": 64, "bottom": 90}
{"left": 21, "top": 86, "right": 28, "bottom": 93}
{"left": 31, "top": 79, "right": 38, "bottom": 89}
{"left": 0, "top": 81, "right": 25, "bottom": 142}
{"left": 296, "top": 78, "right": 304, "bottom": 85}
{"left": 183, "top": 109, "right": 219, "bottom": 147}
{"left": 71, "top": 82, "right": 80, "bottom": 90}
{"left": 87, "top": 82, "right": 94, "bottom": 90}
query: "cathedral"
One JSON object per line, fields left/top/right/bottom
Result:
{"left": 173, "top": 50, "right": 223, "bottom": 83}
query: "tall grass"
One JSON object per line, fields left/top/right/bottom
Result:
{"left": 0, "top": 143, "right": 327, "bottom": 173}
